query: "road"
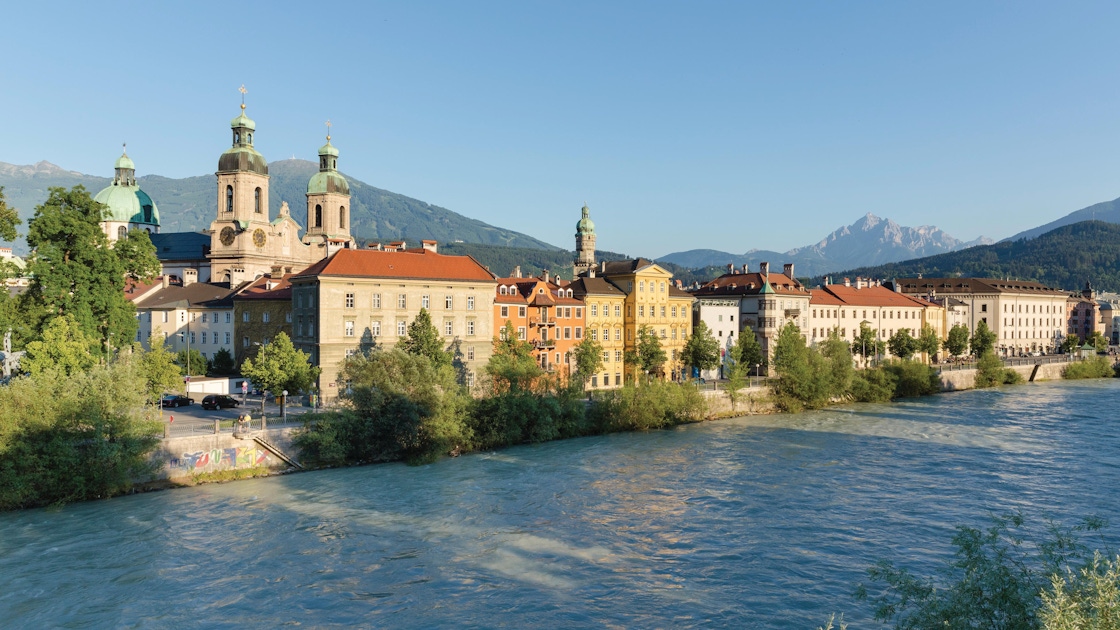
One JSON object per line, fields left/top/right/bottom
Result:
{"left": 159, "top": 395, "right": 315, "bottom": 432}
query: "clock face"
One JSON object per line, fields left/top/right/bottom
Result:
{"left": 253, "top": 228, "right": 266, "bottom": 248}
{"left": 219, "top": 226, "right": 235, "bottom": 246}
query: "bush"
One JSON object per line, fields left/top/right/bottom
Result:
{"left": 851, "top": 367, "right": 897, "bottom": 403}
{"left": 1063, "top": 356, "right": 1115, "bottom": 380}
{"left": 0, "top": 359, "right": 162, "bottom": 510}
{"left": 587, "top": 381, "right": 706, "bottom": 432}
{"left": 974, "top": 350, "right": 1021, "bottom": 388}
{"left": 882, "top": 360, "right": 941, "bottom": 398}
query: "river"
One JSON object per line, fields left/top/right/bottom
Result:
{"left": 2, "top": 380, "right": 1119, "bottom": 628}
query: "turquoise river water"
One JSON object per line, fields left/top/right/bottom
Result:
{"left": 2, "top": 380, "right": 1119, "bottom": 628}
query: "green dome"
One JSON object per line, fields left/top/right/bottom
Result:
{"left": 319, "top": 139, "right": 339, "bottom": 158}
{"left": 94, "top": 182, "right": 160, "bottom": 226}
{"left": 231, "top": 109, "right": 256, "bottom": 131}
{"left": 576, "top": 204, "right": 595, "bottom": 234}
{"left": 218, "top": 145, "right": 268, "bottom": 175}
{"left": 307, "top": 171, "right": 350, "bottom": 195}
{"left": 115, "top": 153, "right": 135, "bottom": 170}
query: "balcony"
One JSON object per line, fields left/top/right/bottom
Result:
{"left": 529, "top": 316, "right": 556, "bottom": 327}
{"left": 784, "top": 308, "right": 801, "bottom": 318}
{"left": 532, "top": 339, "right": 556, "bottom": 349}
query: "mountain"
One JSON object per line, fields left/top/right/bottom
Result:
{"left": 0, "top": 159, "right": 560, "bottom": 253}
{"left": 658, "top": 213, "right": 992, "bottom": 277}
{"left": 1003, "top": 195, "right": 1120, "bottom": 242}
{"left": 824, "top": 220, "right": 1120, "bottom": 293}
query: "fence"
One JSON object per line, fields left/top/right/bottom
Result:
{"left": 164, "top": 411, "right": 308, "bottom": 438}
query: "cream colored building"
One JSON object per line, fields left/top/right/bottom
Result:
{"left": 808, "top": 278, "right": 944, "bottom": 361}
{"left": 290, "top": 247, "right": 497, "bottom": 402}
{"left": 131, "top": 274, "right": 237, "bottom": 367}
{"left": 895, "top": 278, "right": 1068, "bottom": 356}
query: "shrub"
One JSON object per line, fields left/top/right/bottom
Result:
{"left": 974, "top": 350, "right": 1021, "bottom": 388}
{"left": 1063, "top": 356, "right": 1115, "bottom": 380}
{"left": 587, "top": 381, "right": 706, "bottom": 432}
{"left": 882, "top": 360, "right": 941, "bottom": 398}
{"left": 851, "top": 367, "right": 897, "bottom": 403}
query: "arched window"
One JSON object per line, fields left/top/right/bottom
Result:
{"left": 314, "top": 204, "right": 322, "bottom": 228}
{"left": 226, "top": 185, "right": 233, "bottom": 212}
{"left": 117, "top": 226, "right": 127, "bottom": 240}
{"left": 247, "top": 133, "right": 252, "bottom": 144}
{"left": 339, "top": 206, "right": 346, "bottom": 229}
{"left": 254, "top": 188, "right": 262, "bottom": 213}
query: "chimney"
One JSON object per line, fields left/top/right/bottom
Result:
{"left": 843, "top": 277, "right": 851, "bottom": 287}
{"left": 162, "top": 275, "right": 170, "bottom": 289}
{"left": 183, "top": 268, "right": 198, "bottom": 287}
{"left": 601, "top": 260, "right": 606, "bottom": 273}
{"left": 540, "top": 269, "right": 549, "bottom": 281}
{"left": 855, "top": 277, "right": 864, "bottom": 290}
{"left": 783, "top": 263, "right": 794, "bottom": 278}
{"left": 759, "top": 262, "right": 769, "bottom": 276}
{"left": 742, "top": 263, "right": 749, "bottom": 273}
{"left": 727, "top": 263, "right": 735, "bottom": 274}
{"left": 514, "top": 265, "right": 522, "bottom": 278}
{"left": 421, "top": 240, "right": 438, "bottom": 253}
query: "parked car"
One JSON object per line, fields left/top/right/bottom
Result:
{"left": 201, "top": 394, "right": 241, "bottom": 410}
{"left": 161, "top": 394, "right": 193, "bottom": 408}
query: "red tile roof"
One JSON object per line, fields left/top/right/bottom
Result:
{"left": 294, "top": 249, "right": 497, "bottom": 282}
{"left": 816, "top": 284, "right": 936, "bottom": 308}
{"left": 693, "top": 272, "right": 808, "bottom": 296}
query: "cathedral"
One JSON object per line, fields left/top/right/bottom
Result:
{"left": 102, "top": 98, "right": 355, "bottom": 285}
{"left": 206, "top": 100, "right": 355, "bottom": 284}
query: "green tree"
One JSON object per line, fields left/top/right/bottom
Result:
{"left": 1086, "top": 331, "right": 1109, "bottom": 354}
{"left": 853, "top": 322, "right": 886, "bottom": 365}
{"left": 970, "top": 319, "right": 998, "bottom": 357}
{"left": 945, "top": 323, "right": 971, "bottom": 358}
{"left": 627, "top": 325, "right": 667, "bottom": 381}
{"left": 21, "top": 315, "right": 96, "bottom": 377}
{"left": 733, "top": 329, "right": 764, "bottom": 375}
{"left": 819, "top": 332, "right": 854, "bottom": 396}
{"left": 769, "top": 323, "right": 830, "bottom": 412}
{"left": 174, "top": 348, "right": 208, "bottom": 377}
{"left": 1041, "top": 551, "right": 1120, "bottom": 627}
{"left": 112, "top": 229, "right": 161, "bottom": 283}
{"left": 209, "top": 347, "right": 236, "bottom": 375}
{"left": 888, "top": 328, "right": 918, "bottom": 360}
{"left": 240, "top": 332, "right": 321, "bottom": 416}
{"left": 400, "top": 308, "right": 451, "bottom": 370}
{"left": 917, "top": 324, "right": 941, "bottom": 362}
{"left": 975, "top": 350, "right": 1022, "bottom": 388}
{"left": 137, "top": 332, "right": 183, "bottom": 404}
{"left": 486, "top": 321, "right": 542, "bottom": 392}
{"left": 0, "top": 186, "right": 20, "bottom": 243}
{"left": 570, "top": 336, "right": 604, "bottom": 389}
{"left": 1061, "top": 333, "right": 1082, "bottom": 355}
{"left": 681, "top": 320, "right": 720, "bottom": 378}
{"left": 18, "top": 186, "right": 159, "bottom": 355}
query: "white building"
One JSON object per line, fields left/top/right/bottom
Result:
{"left": 131, "top": 274, "right": 237, "bottom": 364}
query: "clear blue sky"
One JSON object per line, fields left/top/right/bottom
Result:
{"left": 3, "top": 1, "right": 1120, "bottom": 258}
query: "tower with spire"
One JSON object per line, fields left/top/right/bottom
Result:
{"left": 303, "top": 120, "right": 354, "bottom": 254}
{"left": 573, "top": 204, "right": 596, "bottom": 278}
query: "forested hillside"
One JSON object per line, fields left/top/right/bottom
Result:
{"left": 823, "top": 221, "right": 1120, "bottom": 292}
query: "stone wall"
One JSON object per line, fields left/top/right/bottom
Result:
{"left": 938, "top": 361, "right": 1067, "bottom": 391}
{"left": 154, "top": 427, "right": 300, "bottom": 480}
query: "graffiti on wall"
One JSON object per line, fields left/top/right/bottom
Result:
{"left": 170, "top": 446, "right": 270, "bottom": 471}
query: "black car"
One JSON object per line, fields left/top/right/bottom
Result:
{"left": 201, "top": 394, "right": 241, "bottom": 410}
{"left": 161, "top": 394, "right": 193, "bottom": 408}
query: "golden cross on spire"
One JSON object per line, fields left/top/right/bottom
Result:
{"left": 325, "top": 118, "right": 332, "bottom": 142}
{"left": 122, "top": 142, "right": 127, "bottom": 156}
{"left": 239, "top": 84, "right": 247, "bottom": 110}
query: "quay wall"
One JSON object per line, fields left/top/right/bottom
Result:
{"left": 153, "top": 428, "right": 300, "bottom": 480}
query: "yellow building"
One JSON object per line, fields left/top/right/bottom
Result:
{"left": 598, "top": 259, "right": 695, "bottom": 381}
{"left": 570, "top": 275, "right": 627, "bottom": 389}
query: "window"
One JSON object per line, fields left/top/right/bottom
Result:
{"left": 615, "top": 329, "right": 621, "bottom": 341}
{"left": 243, "top": 312, "right": 250, "bottom": 323}
{"left": 225, "top": 312, "right": 231, "bottom": 323}
{"left": 371, "top": 321, "right": 381, "bottom": 337}
{"left": 591, "top": 304, "right": 598, "bottom": 317}
{"left": 564, "top": 327, "right": 571, "bottom": 339}
{"left": 518, "top": 306, "right": 527, "bottom": 318}
{"left": 226, "top": 185, "right": 233, "bottom": 212}
{"left": 500, "top": 306, "right": 509, "bottom": 318}
{"left": 615, "top": 305, "right": 621, "bottom": 317}
{"left": 309, "top": 317, "right": 315, "bottom": 336}
{"left": 262, "top": 312, "right": 270, "bottom": 323}
{"left": 397, "top": 321, "right": 407, "bottom": 336}
{"left": 575, "top": 307, "right": 582, "bottom": 318}
{"left": 243, "top": 336, "right": 250, "bottom": 348}
{"left": 190, "top": 332, "right": 196, "bottom": 344}
{"left": 180, "top": 332, "right": 186, "bottom": 343}
{"left": 672, "top": 306, "right": 677, "bottom": 317}
{"left": 615, "top": 350, "right": 622, "bottom": 363}
{"left": 345, "top": 293, "right": 354, "bottom": 308}
{"left": 639, "top": 306, "right": 645, "bottom": 317}
{"left": 398, "top": 294, "right": 406, "bottom": 309}
{"left": 445, "top": 295, "right": 453, "bottom": 309}
{"left": 661, "top": 306, "right": 666, "bottom": 317}
{"left": 467, "top": 320, "right": 475, "bottom": 336}
{"left": 467, "top": 346, "right": 475, "bottom": 361}
{"left": 517, "top": 327, "right": 526, "bottom": 340}
{"left": 339, "top": 206, "right": 346, "bottom": 228}
{"left": 422, "top": 295, "right": 430, "bottom": 309}
{"left": 201, "top": 332, "right": 207, "bottom": 344}
{"left": 224, "top": 332, "right": 231, "bottom": 345}
{"left": 603, "top": 350, "right": 610, "bottom": 362}
{"left": 661, "top": 282, "right": 666, "bottom": 293}
{"left": 639, "top": 281, "right": 645, "bottom": 292}
{"left": 163, "top": 312, "right": 169, "bottom": 323}
{"left": 345, "top": 321, "right": 354, "bottom": 337}
{"left": 201, "top": 313, "right": 208, "bottom": 323}
{"left": 314, "top": 204, "right": 322, "bottom": 228}
{"left": 981, "top": 304, "right": 988, "bottom": 312}
{"left": 467, "top": 296, "right": 475, "bottom": 310}
{"left": 467, "top": 372, "right": 475, "bottom": 387}
{"left": 366, "top": 293, "right": 379, "bottom": 310}
{"left": 591, "top": 329, "right": 598, "bottom": 341}
{"left": 254, "top": 187, "right": 262, "bottom": 214}
{"left": 592, "top": 375, "right": 598, "bottom": 387}
{"left": 298, "top": 318, "right": 305, "bottom": 337}
{"left": 575, "top": 327, "right": 582, "bottom": 339}
{"left": 286, "top": 312, "right": 292, "bottom": 323}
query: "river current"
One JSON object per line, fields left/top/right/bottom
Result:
{"left": 2, "top": 380, "right": 1119, "bottom": 628}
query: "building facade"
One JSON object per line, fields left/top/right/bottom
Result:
{"left": 570, "top": 275, "right": 627, "bottom": 389}
{"left": 808, "top": 278, "right": 944, "bottom": 361}
{"left": 494, "top": 273, "right": 585, "bottom": 376}
{"left": 290, "top": 247, "right": 497, "bottom": 402}
{"left": 232, "top": 274, "right": 293, "bottom": 367}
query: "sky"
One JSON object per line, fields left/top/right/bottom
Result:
{"left": 3, "top": 1, "right": 1120, "bottom": 258}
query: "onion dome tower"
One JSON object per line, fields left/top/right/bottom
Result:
{"left": 573, "top": 204, "right": 596, "bottom": 278}
{"left": 304, "top": 121, "right": 353, "bottom": 251}
{"left": 215, "top": 88, "right": 269, "bottom": 227}
{"left": 94, "top": 146, "right": 160, "bottom": 242}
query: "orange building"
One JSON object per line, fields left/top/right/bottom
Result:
{"left": 494, "top": 272, "right": 585, "bottom": 376}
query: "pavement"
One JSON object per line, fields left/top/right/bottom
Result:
{"left": 159, "top": 395, "right": 316, "bottom": 432}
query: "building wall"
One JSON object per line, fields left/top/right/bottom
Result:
{"left": 233, "top": 299, "right": 293, "bottom": 366}
{"left": 694, "top": 298, "right": 739, "bottom": 380}
{"left": 582, "top": 293, "right": 626, "bottom": 389}
{"left": 136, "top": 306, "right": 234, "bottom": 363}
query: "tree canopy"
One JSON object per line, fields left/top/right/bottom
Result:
{"left": 681, "top": 320, "right": 720, "bottom": 376}
{"left": 486, "top": 321, "right": 542, "bottom": 392}
{"left": 970, "top": 320, "right": 998, "bottom": 357}
{"left": 945, "top": 323, "right": 970, "bottom": 357}
{"left": 888, "top": 328, "right": 918, "bottom": 360}
{"left": 570, "top": 336, "right": 604, "bottom": 388}
{"left": 240, "top": 332, "right": 321, "bottom": 395}
{"left": 400, "top": 308, "right": 451, "bottom": 370}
